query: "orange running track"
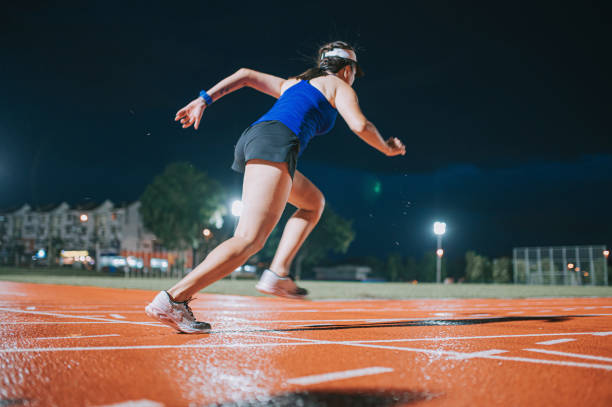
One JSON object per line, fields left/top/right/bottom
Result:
{"left": 0, "top": 281, "right": 611, "bottom": 407}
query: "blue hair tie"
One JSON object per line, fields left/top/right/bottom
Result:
{"left": 199, "top": 90, "right": 213, "bottom": 106}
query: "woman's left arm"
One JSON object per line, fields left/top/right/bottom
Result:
{"left": 176, "top": 68, "right": 286, "bottom": 130}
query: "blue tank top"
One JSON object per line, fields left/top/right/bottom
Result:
{"left": 252, "top": 80, "right": 338, "bottom": 156}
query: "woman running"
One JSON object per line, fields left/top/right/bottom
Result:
{"left": 145, "top": 41, "right": 406, "bottom": 333}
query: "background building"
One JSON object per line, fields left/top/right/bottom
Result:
{"left": 0, "top": 200, "right": 192, "bottom": 270}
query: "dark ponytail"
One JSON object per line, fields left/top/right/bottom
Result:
{"left": 293, "top": 41, "right": 362, "bottom": 81}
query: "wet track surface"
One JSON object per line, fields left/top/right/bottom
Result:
{"left": 0, "top": 281, "right": 611, "bottom": 406}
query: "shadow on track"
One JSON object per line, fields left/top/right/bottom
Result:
{"left": 202, "top": 389, "right": 438, "bottom": 407}
{"left": 206, "top": 315, "right": 584, "bottom": 335}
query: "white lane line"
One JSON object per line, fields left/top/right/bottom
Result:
{"left": 0, "top": 342, "right": 314, "bottom": 354}
{"left": 109, "top": 314, "right": 126, "bottom": 319}
{"left": 2, "top": 322, "right": 163, "bottom": 325}
{"left": 35, "top": 334, "right": 121, "bottom": 340}
{"left": 0, "top": 291, "right": 26, "bottom": 296}
{"left": 536, "top": 338, "right": 576, "bottom": 345}
{"left": 341, "top": 331, "right": 612, "bottom": 344}
{"left": 242, "top": 333, "right": 612, "bottom": 371}
{"left": 26, "top": 306, "right": 36, "bottom": 310}
{"left": 0, "top": 307, "right": 161, "bottom": 328}
{"left": 287, "top": 367, "right": 393, "bottom": 386}
{"left": 488, "top": 354, "right": 612, "bottom": 371}
{"left": 95, "top": 399, "right": 164, "bottom": 407}
{"left": 446, "top": 349, "right": 507, "bottom": 360}
{"left": 523, "top": 348, "right": 612, "bottom": 363}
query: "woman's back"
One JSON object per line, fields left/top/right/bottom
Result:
{"left": 253, "top": 76, "right": 339, "bottom": 154}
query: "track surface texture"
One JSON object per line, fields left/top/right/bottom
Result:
{"left": 0, "top": 282, "right": 611, "bottom": 407}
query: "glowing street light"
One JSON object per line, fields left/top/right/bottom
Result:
{"left": 80, "top": 214, "right": 88, "bottom": 222}
{"left": 433, "top": 221, "right": 447, "bottom": 283}
{"left": 202, "top": 228, "right": 211, "bottom": 238}
{"left": 604, "top": 250, "right": 610, "bottom": 258}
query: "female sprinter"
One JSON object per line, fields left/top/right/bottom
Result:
{"left": 145, "top": 41, "right": 406, "bottom": 333}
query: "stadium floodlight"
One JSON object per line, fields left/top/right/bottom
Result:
{"left": 433, "top": 221, "right": 446, "bottom": 236}
{"left": 231, "top": 200, "right": 243, "bottom": 217}
{"left": 433, "top": 221, "right": 447, "bottom": 283}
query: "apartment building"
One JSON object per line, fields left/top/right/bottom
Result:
{"left": 0, "top": 200, "right": 192, "bottom": 269}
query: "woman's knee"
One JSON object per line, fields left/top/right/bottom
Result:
{"left": 234, "top": 233, "right": 268, "bottom": 256}
{"left": 313, "top": 193, "right": 325, "bottom": 219}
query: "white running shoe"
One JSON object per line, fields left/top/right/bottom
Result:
{"left": 256, "top": 269, "right": 308, "bottom": 299}
{"left": 145, "top": 291, "right": 211, "bottom": 334}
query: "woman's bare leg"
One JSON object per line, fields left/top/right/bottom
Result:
{"left": 167, "top": 160, "right": 292, "bottom": 302}
{"left": 268, "top": 170, "right": 325, "bottom": 277}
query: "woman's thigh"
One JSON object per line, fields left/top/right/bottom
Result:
{"left": 234, "top": 159, "right": 293, "bottom": 243}
{"left": 287, "top": 170, "right": 325, "bottom": 212}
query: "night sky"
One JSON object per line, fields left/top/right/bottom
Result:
{"left": 1, "top": 1, "right": 610, "bottom": 261}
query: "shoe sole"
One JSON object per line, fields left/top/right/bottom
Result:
{"left": 255, "top": 283, "right": 307, "bottom": 300}
{"left": 144, "top": 304, "right": 210, "bottom": 334}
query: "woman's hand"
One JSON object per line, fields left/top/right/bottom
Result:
{"left": 175, "top": 97, "right": 206, "bottom": 130}
{"left": 385, "top": 137, "right": 406, "bottom": 156}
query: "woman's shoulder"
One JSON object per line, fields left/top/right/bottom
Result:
{"left": 309, "top": 75, "right": 350, "bottom": 108}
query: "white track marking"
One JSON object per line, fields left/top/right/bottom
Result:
{"left": 109, "top": 314, "right": 126, "bottom": 319}
{"left": 536, "top": 338, "right": 576, "bottom": 345}
{"left": 287, "top": 367, "right": 393, "bottom": 386}
{"left": 2, "top": 321, "right": 163, "bottom": 325}
{"left": 0, "top": 291, "right": 26, "bottom": 296}
{"left": 95, "top": 399, "right": 164, "bottom": 407}
{"left": 35, "top": 334, "right": 120, "bottom": 340}
{"left": 242, "top": 333, "right": 612, "bottom": 371}
{"left": 26, "top": 306, "right": 36, "bottom": 310}
{"left": 0, "top": 342, "right": 313, "bottom": 354}
{"left": 487, "top": 354, "right": 612, "bottom": 370}
{"left": 341, "top": 331, "right": 612, "bottom": 344}
{"left": 446, "top": 349, "right": 507, "bottom": 360}
{"left": 523, "top": 348, "right": 612, "bottom": 363}
{"left": 0, "top": 307, "right": 161, "bottom": 328}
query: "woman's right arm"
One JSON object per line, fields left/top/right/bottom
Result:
{"left": 334, "top": 80, "right": 405, "bottom": 156}
{"left": 176, "top": 68, "right": 287, "bottom": 130}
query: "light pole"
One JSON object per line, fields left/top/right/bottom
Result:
{"left": 433, "top": 221, "right": 446, "bottom": 283}
{"left": 604, "top": 249, "right": 609, "bottom": 286}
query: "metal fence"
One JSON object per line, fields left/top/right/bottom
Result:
{"left": 513, "top": 245, "right": 609, "bottom": 285}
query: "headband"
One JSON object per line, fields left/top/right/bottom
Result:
{"left": 321, "top": 48, "right": 355, "bottom": 61}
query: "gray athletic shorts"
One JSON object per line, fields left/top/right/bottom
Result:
{"left": 231, "top": 120, "right": 300, "bottom": 179}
